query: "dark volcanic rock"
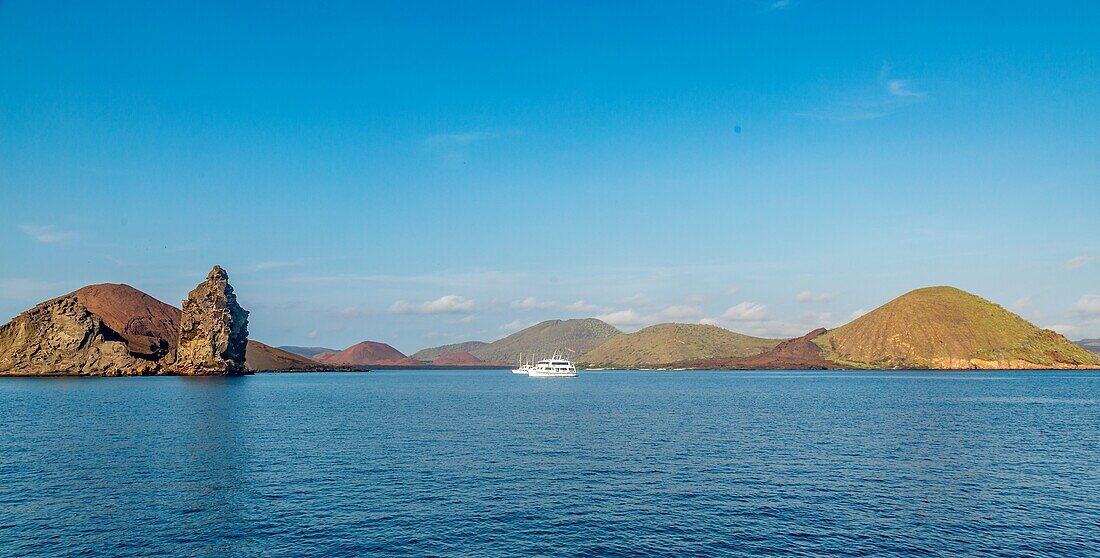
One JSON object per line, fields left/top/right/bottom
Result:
{"left": 169, "top": 266, "right": 250, "bottom": 376}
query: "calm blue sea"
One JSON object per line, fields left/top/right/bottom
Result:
{"left": 2, "top": 370, "right": 1099, "bottom": 557}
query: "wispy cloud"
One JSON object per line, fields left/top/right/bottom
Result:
{"left": 390, "top": 294, "right": 476, "bottom": 314}
{"left": 596, "top": 301, "right": 706, "bottom": 328}
{"left": 721, "top": 302, "right": 771, "bottom": 321}
{"left": 512, "top": 297, "right": 602, "bottom": 314}
{"left": 500, "top": 320, "right": 528, "bottom": 331}
{"left": 769, "top": 0, "right": 791, "bottom": 8}
{"left": 1009, "top": 296, "right": 1037, "bottom": 316}
{"left": 1064, "top": 255, "right": 1095, "bottom": 270}
{"left": 564, "top": 300, "right": 601, "bottom": 313}
{"left": 512, "top": 297, "right": 558, "bottom": 311}
{"left": 887, "top": 79, "right": 926, "bottom": 98}
{"left": 1070, "top": 295, "right": 1100, "bottom": 319}
{"left": 794, "top": 290, "right": 836, "bottom": 303}
{"left": 332, "top": 306, "right": 372, "bottom": 319}
{"left": 19, "top": 225, "right": 76, "bottom": 244}
{"left": 247, "top": 260, "right": 304, "bottom": 272}
{"left": 0, "top": 278, "right": 67, "bottom": 301}
{"left": 291, "top": 270, "right": 524, "bottom": 287}
{"left": 795, "top": 62, "right": 928, "bottom": 122}
{"left": 425, "top": 131, "right": 497, "bottom": 147}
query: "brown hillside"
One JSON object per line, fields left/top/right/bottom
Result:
{"left": 677, "top": 328, "right": 842, "bottom": 370}
{"left": 315, "top": 341, "right": 420, "bottom": 366}
{"left": 71, "top": 284, "right": 181, "bottom": 358}
{"left": 245, "top": 340, "right": 323, "bottom": 371}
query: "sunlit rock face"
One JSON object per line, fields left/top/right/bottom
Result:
{"left": 169, "top": 265, "right": 250, "bottom": 376}
{"left": 0, "top": 294, "right": 159, "bottom": 376}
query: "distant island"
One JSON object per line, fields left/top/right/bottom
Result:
{"left": 1, "top": 268, "right": 1097, "bottom": 376}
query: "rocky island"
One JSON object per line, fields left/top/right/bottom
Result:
{"left": 0, "top": 266, "right": 251, "bottom": 376}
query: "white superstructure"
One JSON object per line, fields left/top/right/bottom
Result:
{"left": 527, "top": 353, "right": 577, "bottom": 377}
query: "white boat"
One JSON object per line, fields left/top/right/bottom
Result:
{"left": 527, "top": 353, "right": 577, "bottom": 378}
{"left": 512, "top": 354, "right": 533, "bottom": 375}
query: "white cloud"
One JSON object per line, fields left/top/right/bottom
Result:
{"left": 1070, "top": 295, "right": 1100, "bottom": 318}
{"left": 617, "top": 294, "right": 652, "bottom": 306}
{"left": 596, "top": 309, "right": 647, "bottom": 327}
{"left": 1009, "top": 296, "right": 1037, "bottom": 315}
{"left": 333, "top": 306, "right": 371, "bottom": 319}
{"left": 458, "top": 315, "right": 478, "bottom": 324}
{"left": 1064, "top": 255, "right": 1095, "bottom": 270}
{"left": 721, "top": 302, "right": 771, "bottom": 321}
{"left": 596, "top": 302, "right": 704, "bottom": 328}
{"left": 512, "top": 297, "right": 558, "bottom": 311}
{"left": 794, "top": 290, "right": 836, "bottom": 303}
{"left": 887, "top": 79, "right": 925, "bottom": 98}
{"left": 511, "top": 297, "right": 602, "bottom": 314}
{"left": 307, "top": 329, "right": 319, "bottom": 339}
{"left": 390, "top": 294, "right": 476, "bottom": 314}
{"left": 658, "top": 304, "right": 704, "bottom": 320}
{"left": 19, "top": 225, "right": 76, "bottom": 244}
{"left": 564, "top": 300, "right": 600, "bottom": 313}
{"left": 770, "top": 0, "right": 791, "bottom": 8}
{"left": 500, "top": 320, "right": 524, "bottom": 331}
{"left": 727, "top": 287, "right": 740, "bottom": 296}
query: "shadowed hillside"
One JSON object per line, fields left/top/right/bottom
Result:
{"left": 1077, "top": 339, "right": 1100, "bottom": 355}
{"left": 411, "top": 341, "right": 489, "bottom": 361}
{"left": 577, "top": 323, "right": 779, "bottom": 368}
{"left": 416, "top": 319, "right": 619, "bottom": 364}
{"left": 815, "top": 286, "right": 1100, "bottom": 369}
{"left": 246, "top": 341, "right": 323, "bottom": 371}
{"left": 278, "top": 345, "right": 338, "bottom": 358}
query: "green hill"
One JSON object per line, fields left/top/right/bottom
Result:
{"left": 410, "top": 341, "right": 489, "bottom": 361}
{"left": 416, "top": 319, "right": 619, "bottom": 364}
{"left": 576, "top": 323, "right": 779, "bottom": 368}
{"left": 815, "top": 286, "right": 1100, "bottom": 369}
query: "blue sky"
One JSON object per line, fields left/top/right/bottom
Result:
{"left": 2, "top": 1, "right": 1098, "bottom": 353}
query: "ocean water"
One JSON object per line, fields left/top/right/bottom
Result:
{"left": 2, "top": 370, "right": 1099, "bottom": 557}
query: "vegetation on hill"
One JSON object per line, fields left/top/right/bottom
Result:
{"left": 411, "top": 341, "right": 489, "bottom": 361}
{"left": 451, "top": 319, "right": 619, "bottom": 363}
{"left": 815, "top": 286, "right": 1100, "bottom": 369}
{"left": 577, "top": 323, "right": 779, "bottom": 368}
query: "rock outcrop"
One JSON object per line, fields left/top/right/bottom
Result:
{"left": 169, "top": 266, "right": 250, "bottom": 376}
{"left": 0, "top": 294, "right": 160, "bottom": 376}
